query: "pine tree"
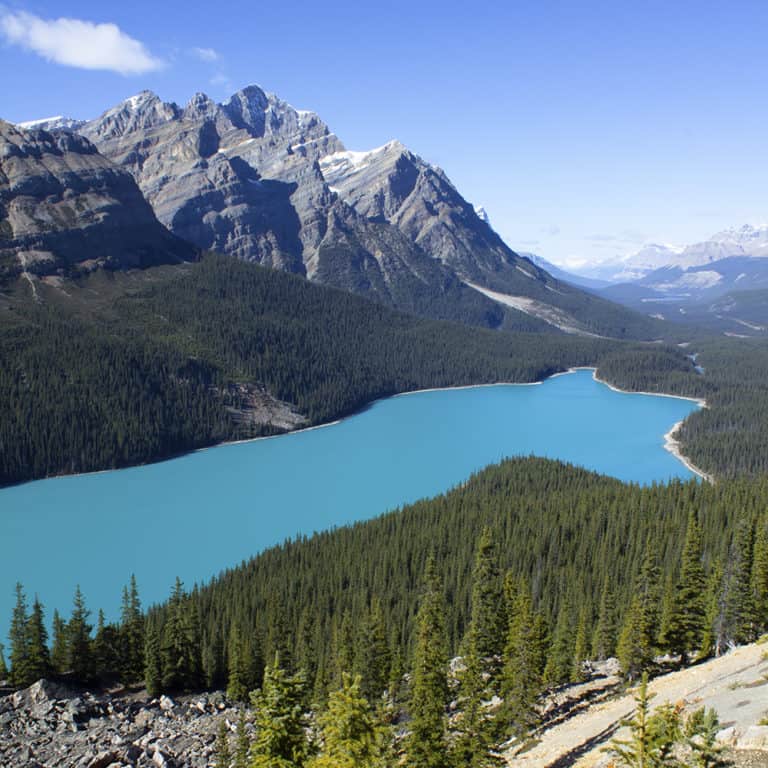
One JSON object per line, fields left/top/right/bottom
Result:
{"left": 699, "top": 561, "right": 724, "bottom": 660}
{"left": 617, "top": 543, "right": 661, "bottom": 679}
{"left": 571, "top": 607, "right": 589, "bottom": 683}
{"left": 753, "top": 513, "right": 768, "bottom": 632}
{"left": 453, "top": 532, "right": 508, "bottom": 768}
{"left": 68, "top": 586, "right": 93, "bottom": 682}
{"left": 500, "top": 579, "right": 541, "bottom": 737}
{"left": 467, "top": 528, "right": 505, "bottom": 671}
{"left": 50, "top": 610, "right": 68, "bottom": 675}
{"left": 592, "top": 579, "right": 616, "bottom": 661}
{"left": 25, "top": 597, "right": 52, "bottom": 684}
{"left": 249, "top": 656, "right": 310, "bottom": 768}
{"left": 227, "top": 626, "right": 250, "bottom": 702}
{"left": 215, "top": 717, "right": 233, "bottom": 768}
{"left": 309, "top": 673, "right": 383, "bottom": 768}
{"left": 161, "top": 578, "right": 201, "bottom": 691}
{"left": 405, "top": 556, "right": 449, "bottom": 768}
{"left": 543, "top": 596, "right": 573, "bottom": 687}
{"left": 234, "top": 710, "right": 250, "bottom": 768}
{"left": 607, "top": 673, "right": 681, "bottom": 768}
{"left": 358, "top": 597, "right": 391, "bottom": 703}
{"left": 665, "top": 512, "right": 706, "bottom": 663}
{"left": 724, "top": 518, "right": 757, "bottom": 645}
{"left": 93, "top": 609, "right": 121, "bottom": 680}
{"left": 120, "top": 575, "right": 145, "bottom": 683}
{"left": 0, "top": 643, "right": 8, "bottom": 681}
{"left": 9, "top": 583, "right": 29, "bottom": 687}
{"left": 685, "top": 708, "right": 732, "bottom": 768}
{"left": 144, "top": 622, "right": 163, "bottom": 697}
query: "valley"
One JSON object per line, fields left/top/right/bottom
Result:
{"left": 2, "top": 13, "right": 768, "bottom": 765}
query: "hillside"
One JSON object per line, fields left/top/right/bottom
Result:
{"left": 0, "top": 255, "right": 621, "bottom": 487}
{"left": 14, "top": 87, "right": 668, "bottom": 339}
{"left": 508, "top": 641, "right": 768, "bottom": 768}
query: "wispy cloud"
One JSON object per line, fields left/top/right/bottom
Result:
{"left": 540, "top": 225, "right": 561, "bottom": 236}
{"left": 191, "top": 46, "right": 219, "bottom": 62}
{"left": 210, "top": 72, "right": 234, "bottom": 94}
{"left": 0, "top": 11, "right": 164, "bottom": 74}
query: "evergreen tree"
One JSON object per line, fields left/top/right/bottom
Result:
{"left": 467, "top": 528, "right": 505, "bottom": 670}
{"left": 50, "top": 610, "right": 68, "bottom": 675}
{"left": 753, "top": 513, "right": 768, "bottom": 632}
{"left": 665, "top": 512, "right": 707, "bottom": 663}
{"left": 9, "top": 583, "right": 29, "bottom": 687}
{"left": 543, "top": 596, "right": 573, "bottom": 687}
{"left": 249, "top": 656, "right": 310, "bottom": 768}
{"left": 68, "top": 586, "right": 93, "bottom": 682}
{"left": 0, "top": 643, "right": 8, "bottom": 681}
{"left": 607, "top": 673, "right": 681, "bottom": 768}
{"left": 161, "top": 578, "right": 201, "bottom": 691}
{"left": 144, "top": 622, "right": 163, "bottom": 697}
{"left": 120, "top": 575, "right": 145, "bottom": 683}
{"left": 93, "top": 609, "right": 121, "bottom": 680}
{"left": 358, "top": 597, "right": 391, "bottom": 703}
{"left": 571, "top": 607, "right": 589, "bottom": 683}
{"left": 309, "top": 673, "right": 383, "bottom": 768}
{"left": 617, "top": 543, "right": 661, "bottom": 679}
{"left": 25, "top": 597, "right": 52, "bottom": 684}
{"left": 724, "top": 518, "right": 757, "bottom": 645}
{"left": 500, "top": 579, "right": 541, "bottom": 737}
{"left": 331, "top": 611, "right": 356, "bottom": 691}
{"left": 405, "top": 556, "right": 449, "bottom": 768}
{"left": 699, "top": 561, "right": 724, "bottom": 660}
{"left": 685, "top": 708, "right": 732, "bottom": 768}
{"left": 215, "top": 718, "right": 233, "bottom": 768}
{"left": 234, "top": 710, "right": 250, "bottom": 768}
{"left": 227, "top": 626, "right": 250, "bottom": 702}
{"left": 592, "top": 579, "right": 616, "bottom": 661}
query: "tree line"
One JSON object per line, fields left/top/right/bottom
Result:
{"left": 4, "top": 458, "right": 767, "bottom": 765}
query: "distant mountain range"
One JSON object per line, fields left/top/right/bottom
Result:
{"left": 2, "top": 85, "right": 668, "bottom": 339}
{"left": 572, "top": 225, "right": 768, "bottom": 285}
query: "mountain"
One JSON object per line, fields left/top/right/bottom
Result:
{"left": 522, "top": 252, "right": 611, "bottom": 291}
{"left": 0, "top": 120, "right": 194, "bottom": 282}
{"left": 575, "top": 225, "right": 768, "bottom": 285}
{"left": 4, "top": 85, "right": 660, "bottom": 339}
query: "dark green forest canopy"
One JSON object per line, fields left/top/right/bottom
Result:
{"left": 158, "top": 456, "right": 767, "bottom": 688}
{"left": 1, "top": 254, "right": 767, "bottom": 486}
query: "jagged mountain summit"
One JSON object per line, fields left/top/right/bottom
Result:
{"left": 574, "top": 225, "right": 768, "bottom": 285}
{"left": 9, "top": 85, "right": 665, "bottom": 338}
{"left": 0, "top": 120, "right": 194, "bottom": 282}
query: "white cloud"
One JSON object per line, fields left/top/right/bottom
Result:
{"left": 210, "top": 72, "right": 234, "bottom": 93}
{"left": 0, "top": 11, "right": 164, "bottom": 75}
{"left": 192, "top": 46, "right": 219, "bottom": 62}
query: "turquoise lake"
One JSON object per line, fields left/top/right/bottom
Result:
{"left": 0, "top": 369, "right": 700, "bottom": 638}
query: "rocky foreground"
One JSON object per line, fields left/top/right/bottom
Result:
{"left": 0, "top": 680, "right": 242, "bottom": 768}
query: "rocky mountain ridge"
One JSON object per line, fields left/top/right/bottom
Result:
{"left": 0, "top": 120, "right": 194, "bottom": 282}
{"left": 9, "top": 85, "right": 666, "bottom": 338}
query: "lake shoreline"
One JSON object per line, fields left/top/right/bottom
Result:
{"left": 4, "top": 367, "right": 707, "bottom": 489}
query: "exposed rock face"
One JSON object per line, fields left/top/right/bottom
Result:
{"left": 0, "top": 120, "right": 194, "bottom": 280}
{"left": 0, "top": 681, "right": 246, "bottom": 768}
{"left": 319, "top": 140, "right": 534, "bottom": 287}
{"left": 77, "top": 87, "right": 506, "bottom": 324}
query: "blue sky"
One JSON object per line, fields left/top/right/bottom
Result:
{"left": 2, "top": 0, "right": 768, "bottom": 266}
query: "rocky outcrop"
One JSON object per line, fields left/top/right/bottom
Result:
{"left": 74, "top": 87, "right": 506, "bottom": 325}
{"left": 0, "top": 680, "right": 246, "bottom": 768}
{"left": 0, "top": 120, "right": 195, "bottom": 281}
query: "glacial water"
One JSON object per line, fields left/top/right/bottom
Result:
{"left": 0, "top": 369, "right": 701, "bottom": 637}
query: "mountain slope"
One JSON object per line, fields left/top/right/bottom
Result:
{"left": 0, "top": 120, "right": 194, "bottom": 282}
{"left": 0, "top": 255, "right": 618, "bottom": 487}
{"left": 13, "top": 86, "right": 661, "bottom": 339}
{"left": 70, "top": 88, "right": 516, "bottom": 329}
